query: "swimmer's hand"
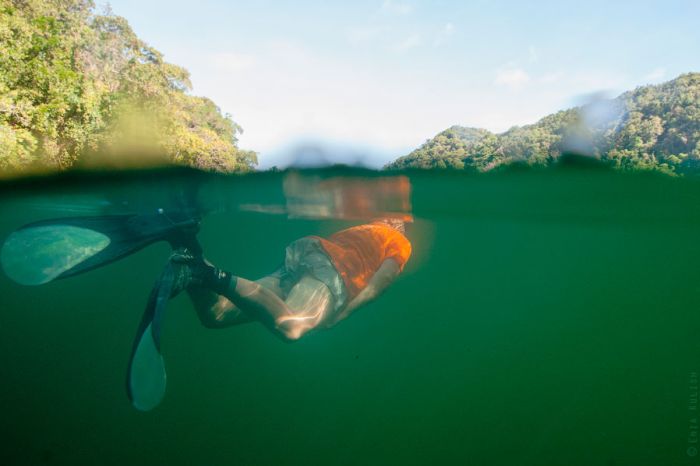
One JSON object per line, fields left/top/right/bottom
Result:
{"left": 339, "top": 259, "right": 400, "bottom": 319}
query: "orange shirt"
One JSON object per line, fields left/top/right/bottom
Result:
{"left": 314, "top": 223, "right": 412, "bottom": 299}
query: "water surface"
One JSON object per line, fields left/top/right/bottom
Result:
{"left": 1, "top": 165, "right": 699, "bottom": 465}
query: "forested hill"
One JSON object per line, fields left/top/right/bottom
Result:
{"left": 0, "top": 0, "right": 256, "bottom": 174}
{"left": 387, "top": 73, "right": 700, "bottom": 174}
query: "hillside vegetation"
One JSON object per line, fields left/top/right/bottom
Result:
{"left": 387, "top": 73, "right": 700, "bottom": 175}
{"left": 0, "top": 0, "right": 256, "bottom": 174}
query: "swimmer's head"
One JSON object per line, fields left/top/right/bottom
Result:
{"left": 371, "top": 217, "right": 410, "bottom": 234}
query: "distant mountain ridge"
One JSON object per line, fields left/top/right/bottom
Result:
{"left": 386, "top": 73, "right": 700, "bottom": 174}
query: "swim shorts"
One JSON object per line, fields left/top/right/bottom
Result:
{"left": 271, "top": 237, "right": 348, "bottom": 311}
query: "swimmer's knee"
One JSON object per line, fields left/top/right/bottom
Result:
{"left": 196, "top": 302, "right": 236, "bottom": 329}
{"left": 198, "top": 311, "right": 227, "bottom": 329}
{"left": 274, "top": 320, "right": 307, "bottom": 342}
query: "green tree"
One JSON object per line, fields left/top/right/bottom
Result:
{"left": 387, "top": 73, "right": 700, "bottom": 175}
{"left": 0, "top": 0, "right": 256, "bottom": 174}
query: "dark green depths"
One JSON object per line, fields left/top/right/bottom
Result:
{"left": 0, "top": 164, "right": 699, "bottom": 466}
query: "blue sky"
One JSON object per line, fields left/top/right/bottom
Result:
{"left": 107, "top": 0, "right": 700, "bottom": 167}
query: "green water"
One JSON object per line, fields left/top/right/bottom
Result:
{"left": 1, "top": 165, "right": 700, "bottom": 465}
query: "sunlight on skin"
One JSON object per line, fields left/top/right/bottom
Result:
{"left": 213, "top": 276, "right": 333, "bottom": 340}
{"left": 275, "top": 310, "right": 325, "bottom": 340}
{"left": 213, "top": 296, "right": 235, "bottom": 322}
{"left": 275, "top": 278, "right": 332, "bottom": 340}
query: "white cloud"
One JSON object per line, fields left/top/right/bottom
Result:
{"left": 185, "top": 46, "right": 644, "bottom": 169}
{"left": 210, "top": 52, "right": 257, "bottom": 72}
{"left": 347, "top": 26, "right": 382, "bottom": 45}
{"left": 189, "top": 40, "right": 454, "bottom": 166}
{"left": 390, "top": 34, "right": 422, "bottom": 52}
{"left": 381, "top": 0, "right": 414, "bottom": 15}
{"left": 539, "top": 71, "right": 565, "bottom": 84}
{"left": 495, "top": 67, "right": 531, "bottom": 90}
{"left": 528, "top": 45, "right": 538, "bottom": 63}
{"left": 569, "top": 71, "right": 626, "bottom": 91}
{"left": 433, "top": 22, "right": 455, "bottom": 47}
{"left": 265, "top": 40, "right": 314, "bottom": 65}
{"left": 644, "top": 67, "right": 667, "bottom": 82}
{"left": 349, "top": 1, "right": 426, "bottom": 52}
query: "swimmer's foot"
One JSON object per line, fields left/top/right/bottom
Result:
{"left": 169, "top": 248, "right": 198, "bottom": 297}
{"left": 170, "top": 248, "right": 232, "bottom": 296}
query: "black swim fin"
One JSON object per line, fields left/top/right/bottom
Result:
{"left": 126, "top": 258, "right": 182, "bottom": 411}
{"left": 1, "top": 211, "right": 200, "bottom": 286}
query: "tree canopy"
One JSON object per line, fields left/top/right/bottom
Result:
{"left": 387, "top": 73, "right": 700, "bottom": 175}
{"left": 0, "top": 0, "right": 256, "bottom": 174}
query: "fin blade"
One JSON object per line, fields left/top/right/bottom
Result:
{"left": 128, "top": 322, "right": 167, "bottom": 412}
{"left": 1, "top": 225, "right": 111, "bottom": 285}
{"left": 1, "top": 213, "right": 199, "bottom": 285}
{"left": 126, "top": 261, "right": 177, "bottom": 411}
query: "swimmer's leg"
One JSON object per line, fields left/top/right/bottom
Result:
{"left": 174, "top": 249, "right": 333, "bottom": 340}
{"left": 219, "top": 274, "right": 334, "bottom": 341}
{"left": 186, "top": 276, "right": 282, "bottom": 329}
{"left": 277, "top": 275, "right": 334, "bottom": 340}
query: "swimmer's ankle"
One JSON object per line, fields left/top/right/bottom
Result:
{"left": 203, "top": 267, "right": 236, "bottom": 295}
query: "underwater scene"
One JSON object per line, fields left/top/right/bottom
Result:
{"left": 1, "top": 163, "right": 700, "bottom": 466}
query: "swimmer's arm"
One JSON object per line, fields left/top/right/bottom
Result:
{"left": 337, "top": 259, "right": 400, "bottom": 320}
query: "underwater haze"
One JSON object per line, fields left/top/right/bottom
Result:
{"left": 1, "top": 164, "right": 700, "bottom": 465}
